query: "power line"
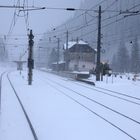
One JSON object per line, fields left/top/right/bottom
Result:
{"left": 42, "top": 0, "right": 125, "bottom": 40}
{"left": 48, "top": 0, "right": 108, "bottom": 32}
{"left": 71, "top": 3, "right": 140, "bottom": 40}
{"left": 23, "top": 0, "right": 30, "bottom": 32}
{"left": 6, "top": 0, "right": 21, "bottom": 41}
{"left": 0, "top": 0, "right": 122, "bottom": 35}
{"left": 45, "top": 0, "right": 118, "bottom": 35}
{"left": 1, "top": 0, "right": 140, "bottom": 44}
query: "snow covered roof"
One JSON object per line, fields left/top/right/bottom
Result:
{"left": 52, "top": 61, "right": 65, "bottom": 64}
{"left": 63, "top": 40, "right": 88, "bottom": 49}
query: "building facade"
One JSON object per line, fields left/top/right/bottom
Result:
{"left": 64, "top": 40, "right": 96, "bottom": 71}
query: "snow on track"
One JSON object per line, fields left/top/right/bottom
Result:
{"left": 0, "top": 72, "right": 35, "bottom": 140}
{"left": 1, "top": 70, "right": 140, "bottom": 140}
{"left": 37, "top": 71, "right": 140, "bottom": 140}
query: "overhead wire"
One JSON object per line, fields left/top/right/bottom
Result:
{"left": 7, "top": 0, "right": 20, "bottom": 37}
{"left": 44, "top": 0, "right": 121, "bottom": 41}
{"left": 48, "top": 0, "right": 108, "bottom": 33}
{"left": 0, "top": 0, "right": 122, "bottom": 38}
{"left": 5, "top": 0, "right": 31, "bottom": 61}
{"left": 1, "top": 0, "right": 140, "bottom": 43}
{"left": 23, "top": 0, "right": 30, "bottom": 33}
{"left": 73, "top": 3, "right": 140, "bottom": 41}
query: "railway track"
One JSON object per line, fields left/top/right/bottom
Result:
{"left": 39, "top": 76, "right": 140, "bottom": 123}
{"left": 4, "top": 72, "right": 38, "bottom": 140}
{"left": 40, "top": 70, "right": 140, "bottom": 104}
{"left": 39, "top": 72, "right": 140, "bottom": 106}
{"left": 74, "top": 80, "right": 140, "bottom": 103}
{"left": 77, "top": 79, "right": 140, "bottom": 101}
{"left": 0, "top": 72, "right": 6, "bottom": 113}
{"left": 131, "top": 82, "right": 140, "bottom": 88}
{"left": 37, "top": 74, "right": 139, "bottom": 140}
{"left": 95, "top": 85, "right": 140, "bottom": 100}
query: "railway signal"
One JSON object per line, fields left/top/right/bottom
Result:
{"left": 28, "top": 30, "right": 34, "bottom": 85}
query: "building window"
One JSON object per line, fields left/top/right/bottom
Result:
{"left": 74, "top": 65, "right": 78, "bottom": 70}
{"left": 82, "top": 65, "right": 85, "bottom": 68}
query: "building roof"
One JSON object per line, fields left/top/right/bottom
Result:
{"left": 52, "top": 61, "right": 65, "bottom": 64}
{"left": 63, "top": 40, "right": 88, "bottom": 49}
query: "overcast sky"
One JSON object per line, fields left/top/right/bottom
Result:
{"left": 0, "top": 0, "right": 83, "bottom": 36}
{"left": 0, "top": 0, "right": 83, "bottom": 60}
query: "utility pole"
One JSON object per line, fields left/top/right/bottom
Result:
{"left": 57, "top": 38, "right": 60, "bottom": 72}
{"left": 96, "top": 5, "right": 102, "bottom": 81}
{"left": 28, "top": 30, "right": 34, "bottom": 85}
{"left": 65, "top": 30, "right": 69, "bottom": 71}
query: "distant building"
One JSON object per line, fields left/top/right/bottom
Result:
{"left": 63, "top": 40, "right": 96, "bottom": 71}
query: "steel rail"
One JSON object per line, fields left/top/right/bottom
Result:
{"left": 0, "top": 72, "right": 6, "bottom": 114}
{"left": 42, "top": 77, "right": 137, "bottom": 140}
{"left": 7, "top": 73, "right": 38, "bottom": 140}
{"left": 43, "top": 77, "right": 140, "bottom": 125}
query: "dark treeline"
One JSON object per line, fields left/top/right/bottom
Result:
{"left": 37, "top": 0, "right": 140, "bottom": 73}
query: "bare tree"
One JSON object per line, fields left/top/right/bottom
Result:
{"left": 130, "top": 37, "right": 140, "bottom": 73}
{"left": 114, "top": 41, "right": 130, "bottom": 73}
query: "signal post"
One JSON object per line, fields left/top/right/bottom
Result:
{"left": 28, "top": 30, "right": 34, "bottom": 85}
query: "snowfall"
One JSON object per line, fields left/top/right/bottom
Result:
{"left": 0, "top": 65, "right": 140, "bottom": 140}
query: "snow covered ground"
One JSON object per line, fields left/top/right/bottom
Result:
{"left": 0, "top": 67, "right": 140, "bottom": 140}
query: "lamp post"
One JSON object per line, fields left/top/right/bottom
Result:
{"left": 65, "top": 30, "right": 69, "bottom": 71}
{"left": 54, "top": 36, "right": 60, "bottom": 72}
{"left": 96, "top": 5, "right": 102, "bottom": 81}
{"left": 57, "top": 38, "right": 60, "bottom": 72}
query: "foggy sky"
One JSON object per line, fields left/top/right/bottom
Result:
{"left": 0, "top": 0, "right": 82, "bottom": 61}
{"left": 0, "top": 0, "right": 82, "bottom": 36}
